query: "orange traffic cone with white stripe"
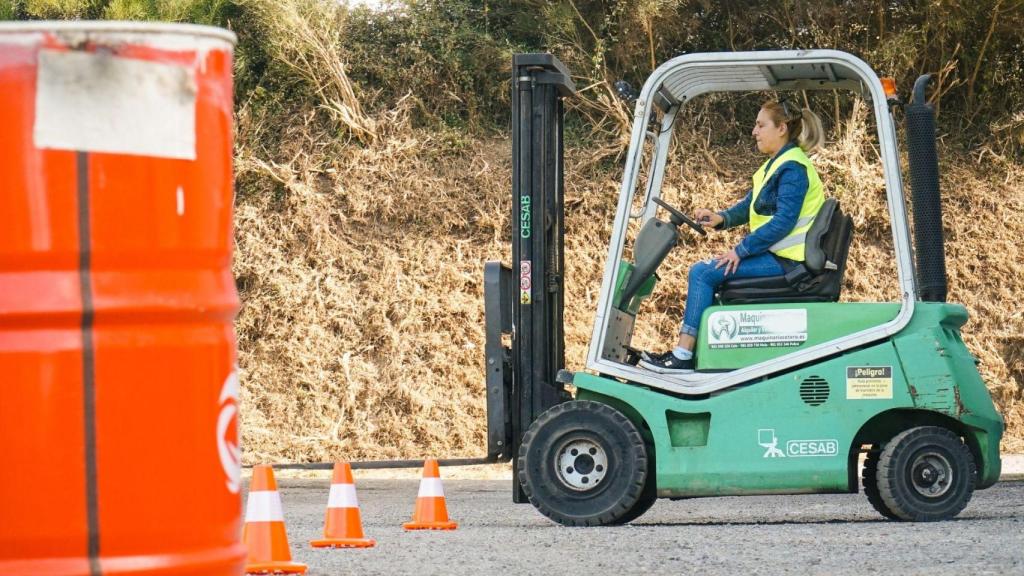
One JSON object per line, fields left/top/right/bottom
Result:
{"left": 310, "top": 462, "right": 375, "bottom": 548}
{"left": 403, "top": 459, "right": 457, "bottom": 530}
{"left": 242, "top": 465, "right": 308, "bottom": 574}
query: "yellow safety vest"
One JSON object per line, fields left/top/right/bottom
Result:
{"left": 749, "top": 145, "right": 824, "bottom": 262}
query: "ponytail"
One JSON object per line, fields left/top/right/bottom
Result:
{"left": 797, "top": 108, "right": 824, "bottom": 154}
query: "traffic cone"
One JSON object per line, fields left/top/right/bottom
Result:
{"left": 310, "top": 462, "right": 376, "bottom": 548}
{"left": 403, "top": 459, "right": 458, "bottom": 530}
{"left": 242, "top": 465, "right": 308, "bottom": 574}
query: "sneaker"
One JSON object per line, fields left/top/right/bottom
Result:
{"left": 640, "top": 349, "right": 673, "bottom": 362}
{"left": 639, "top": 352, "right": 695, "bottom": 374}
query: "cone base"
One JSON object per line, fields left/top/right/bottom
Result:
{"left": 245, "top": 560, "right": 308, "bottom": 574}
{"left": 403, "top": 520, "right": 458, "bottom": 531}
{"left": 310, "top": 537, "right": 376, "bottom": 548}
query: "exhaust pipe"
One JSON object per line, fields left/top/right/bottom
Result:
{"left": 904, "top": 74, "right": 948, "bottom": 302}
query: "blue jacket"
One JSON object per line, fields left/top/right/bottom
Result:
{"left": 717, "top": 141, "right": 810, "bottom": 259}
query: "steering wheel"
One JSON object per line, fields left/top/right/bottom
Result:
{"left": 653, "top": 197, "right": 707, "bottom": 237}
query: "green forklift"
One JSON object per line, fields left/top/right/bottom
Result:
{"left": 483, "top": 50, "right": 1003, "bottom": 526}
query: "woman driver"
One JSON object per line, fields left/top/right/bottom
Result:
{"left": 640, "top": 100, "right": 825, "bottom": 373}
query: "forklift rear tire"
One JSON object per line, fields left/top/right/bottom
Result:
{"left": 517, "top": 400, "right": 650, "bottom": 526}
{"left": 875, "top": 426, "right": 976, "bottom": 521}
{"left": 861, "top": 447, "right": 899, "bottom": 520}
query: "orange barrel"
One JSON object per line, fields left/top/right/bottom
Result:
{"left": 0, "top": 22, "right": 243, "bottom": 575}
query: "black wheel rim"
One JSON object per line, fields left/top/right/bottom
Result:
{"left": 909, "top": 449, "right": 954, "bottom": 499}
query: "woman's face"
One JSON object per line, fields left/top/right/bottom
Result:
{"left": 752, "top": 108, "right": 788, "bottom": 155}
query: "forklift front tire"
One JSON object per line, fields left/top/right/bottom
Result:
{"left": 517, "top": 400, "right": 651, "bottom": 526}
{"left": 611, "top": 460, "right": 657, "bottom": 525}
{"left": 875, "top": 426, "right": 977, "bottom": 521}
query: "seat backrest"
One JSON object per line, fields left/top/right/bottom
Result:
{"left": 819, "top": 210, "right": 854, "bottom": 299}
{"left": 803, "top": 198, "right": 838, "bottom": 274}
{"left": 804, "top": 198, "right": 854, "bottom": 276}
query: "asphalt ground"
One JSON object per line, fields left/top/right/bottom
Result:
{"left": 252, "top": 477, "right": 1024, "bottom": 576}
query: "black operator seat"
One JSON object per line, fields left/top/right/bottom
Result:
{"left": 718, "top": 198, "right": 854, "bottom": 304}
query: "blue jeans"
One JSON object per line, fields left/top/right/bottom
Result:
{"left": 680, "top": 253, "right": 785, "bottom": 336}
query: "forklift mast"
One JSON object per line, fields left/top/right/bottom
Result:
{"left": 484, "top": 54, "right": 576, "bottom": 502}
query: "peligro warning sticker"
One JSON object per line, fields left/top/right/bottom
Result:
{"left": 846, "top": 366, "right": 893, "bottom": 399}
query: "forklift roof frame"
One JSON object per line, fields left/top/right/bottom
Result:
{"left": 587, "top": 50, "right": 916, "bottom": 395}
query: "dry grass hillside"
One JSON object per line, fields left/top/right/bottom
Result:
{"left": 224, "top": 0, "right": 1024, "bottom": 463}
{"left": 15, "top": 0, "right": 1017, "bottom": 462}
{"left": 233, "top": 95, "right": 1024, "bottom": 463}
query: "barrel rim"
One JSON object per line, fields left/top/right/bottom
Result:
{"left": 0, "top": 20, "right": 237, "bottom": 46}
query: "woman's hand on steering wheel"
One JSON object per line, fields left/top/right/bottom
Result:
{"left": 652, "top": 197, "right": 707, "bottom": 236}
{"left": 694, "top": 208, "right": 723, "bottom": 229}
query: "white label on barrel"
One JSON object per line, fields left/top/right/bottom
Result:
{"left": 34, "top": 49, "right": 197, "bottom": 160}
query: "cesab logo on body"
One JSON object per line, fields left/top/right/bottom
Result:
{"left": 217, "top": 370, "right": 241, "bottom": 494}
{"left": 758, "top": 428, "right": 839, "bottom": 459}
{"left": 786, "top": 439, "right": 839, "bottom": 457}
